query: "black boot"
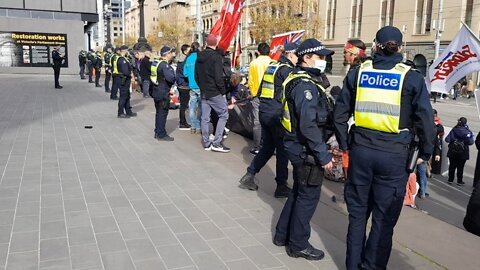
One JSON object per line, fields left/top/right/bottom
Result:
{"left": 238, "top": 172, "right": 258, "bottom": 190}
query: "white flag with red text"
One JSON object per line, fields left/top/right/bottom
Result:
{"left": 428, "top": 24, "right": 480, "bottom": 94}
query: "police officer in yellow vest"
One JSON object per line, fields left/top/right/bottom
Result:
{"left": 104, "top": 47, "right": 113, "bottom": 93}
{"left": 151, "top": 46, "right": 176, "bottom": 141}
{"left": 333, "top": 26, "right": 436, "bottom": 270}
{"left": 116, "top": 45, "right": 137, "bottom": 118}
{"left": 110, "top": 47, "right": 121, "bottom": 100}
{"left": 274, "top": 39, "right": 335, "bottom": 261}
{"left": 238, "top": 43, "right": 298, "bottom": 198}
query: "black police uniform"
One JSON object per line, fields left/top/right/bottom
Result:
{"left": 275, "top": 65, "right": 333, "bottom": 257}
{"left": 78, "top": 51, "right": 87, "bottom": 79}
{"left": 52, "top": 49, "right": 63, "bottom": 88}
{"left": 87, "top": 51, "right": 95, "bottom": 83}
{"left": 334, "top": 51, "right": 436, "bottom": 269}
{"left": 152, "top": 60, "right": 176, "bottom": 139}
{"left": 104, "top": 51, "right": 112, "bottom": 92}
{"left": 111, "top": 53, "right": 120, "bottom": 99}
{"left": 240, "top": 55, "right": 293, "bottom": 196}
{"left": 117, "top": 56, "right": 134, "bottom": 117}
{"left": 94, "top": 54, "right": 103, "bottom": 87}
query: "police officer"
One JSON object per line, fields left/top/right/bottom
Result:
{"left": 78, "top": 50, "right": 87, "bottom": 80}
{"left": 110, "top": 47, "right": 121, "bottom": 100}
{"left": 238, "top": 43, "right": 298, "bottom": 198}
{"left": 94, "top": 51, "right": 103, "bottom": 87}
{"left": 104, "top": 47, "right": 113, "bottom": 92}
{"left": 117, "top": 45, "right": 137, "bottom": 118}
{"left": 274, "top": 39, "right": 334, "bottom": 260}
{"left": 52, "top": 46, "right": 64, "bottom": 89}
{"left": 151, "top": 46, "right": 176, "bottom": 141}
{"left": 333, "top": 26, "right": 436, "bottom": 270}
{"left": 87, "top": 49, "right": 95, "bottom": 83}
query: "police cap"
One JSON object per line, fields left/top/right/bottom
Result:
{"left": 284, "top": 43, "right": 298, "bottom": 54}
{"left": 119, "top": 45, "right": 129, "bottom": 51}
{"left": 160, "top": 46, "right": 173, "bottom": 55}
{"left": 375, "top": 26, "right": 403, "bottom": 46}
{"left": 296, "top": 39, "right": 334, "bottom": 57}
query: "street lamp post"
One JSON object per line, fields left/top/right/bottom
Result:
{"left": 133, "top": 0, "right": 151, "bottom": 52}
{"left": 104, "top": 4, "right": 112, "bottom": 47}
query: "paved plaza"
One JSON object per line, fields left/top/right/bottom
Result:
{"left": 0, "top": 74, "right": 479, "bottom": 270}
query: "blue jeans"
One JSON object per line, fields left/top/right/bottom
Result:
{"left": 417, "top": 161, "right": 427, "bottom": 195}
{"left": 79, "top": 64, "right": 85, "bottom": 78}
{"left": 189, "top": 89, "right": 201, "bottom": 129}
{"left": 142, "top": 79, "right": 150, "bottom": 97}
{"left": 201, "top": 95, "right": 228, "bottom": 147}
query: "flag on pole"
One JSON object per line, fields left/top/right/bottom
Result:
{"left": 427, "top": 24, "right": 480, "bottom": 94}
{"left": 232, "top": 37, "right": 241, "bottom": 68}
{"left": 210, "top": 0, "right": 246, "bottom": 51}
{"left": 269, "top": 30, "right": 305, "bottom": 60}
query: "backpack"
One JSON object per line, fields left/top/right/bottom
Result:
{"left": 451, "top": 139, "right": 465, "bottom": 155}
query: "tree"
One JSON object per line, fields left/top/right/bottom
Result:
{"left": 249, "top": 0, "right": 323, "bottom": 43}
{"left": 147, "top": 5, "right": 192, "bottom": 52}
{"left": 114, "top": 35, "right": 137, "bottom": 48}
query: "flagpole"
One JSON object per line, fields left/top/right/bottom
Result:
{"left": 218, "top": 0, "right": 231, "bottom": 39}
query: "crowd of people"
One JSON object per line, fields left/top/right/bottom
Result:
{"left": 67, "top": 25, "right": 480, "bottom": 268}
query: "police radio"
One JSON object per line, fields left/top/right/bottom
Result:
{"left": 407, "top": 136, "right": 420, "bottom": 173}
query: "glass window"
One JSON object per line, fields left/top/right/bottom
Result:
{"left": 425, "top": 0, "right": 433, "bottom": 32}
{"left": 465, "top": 0, "right": 473, "bottom": 27}
{"left": 415, "top": 0, "right": 424, "bottom": 34}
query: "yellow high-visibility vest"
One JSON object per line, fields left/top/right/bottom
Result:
{"left": 281, "top": 72, "right": 327, "bottom": 132}
{"left": 150, "top": 59, "right": 167, "bottom": 85}
{"left": 354, "top": 60, "right": 410, "bottom": 134}
{"left": 259, "top": 61, "right": 290, "bottom": 99}
{"left": 112, "top": 55, "right": 121, "bottom": 75}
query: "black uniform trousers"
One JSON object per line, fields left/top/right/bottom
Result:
{"left": 95, "top": 67, "right": 101, "bottom": 86}
{"left": 178, "top": 87, "right": 190, "bottom": 125}
{"left": 275, "top": 163, "right": 322, "bottom": 251}
{"left": 345, "top": 144, "right": 409, "bottom": 270}
{"left": 104, "top": 71, "right": 111, "bottom": 92}
{"left": 88, "top": 64, "right": 94, "bottom": 82}
{"left": 53, "top": 65, "right": 61, "bottom": 87}
{"left": 247, "top": 112, "right": 288, "bottom": 186}
{"left": 118, "top": 78, "right": 132, "bottom": 115}
{"left": 111, "top": 75, "right": 120, "bottom": 99}
{"left": 154, "top": 99, "right": 169, "bottom": 137}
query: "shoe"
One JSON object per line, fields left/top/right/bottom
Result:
{"left": 117, "top": 114, "right": 130, "bottom": 119}
{"left": 274, "top": 185, "right": 292, "bottom": 198}
{"left": 418, "top": 194, "right": 424, "bottom": 199}
{"left": 126, "top": 112, "right": 137, "bottom": 117}
{"left": 110, "top": 97, "right": 118, "bottom": 100}
{"left": 105, "top": 90, "right": 111, "bottom": 93}
{"left": 457, "top": 182, "right": 466, "bottom": 186}
{"left": 81, "top": 77, "right": 86, "bottom": 80}
{"left": 286, "top": 246, "right": 325, "bottom": 261}
{"left": 96, "top": 84, "right": 102, "bottom": 87}
{"left": 89, "top": 81, "right": 94, "bottom": 83}
{"left": 143, "top": 95, "right": 149, "bottom": 98}
{"left": 425, "top": 193, "right": 430, "bottom": 197}
{"left": 204, "top": 143, "right": 212, "bottom": 151}
{"left": 273, "top": 235, "right": 286, "bottom": 247}
{"left": 179, "top": 123, "right": 191, "bottom": 130}
{"left": 448, "top": 181, "right": 453, "bottom": 185}
{"left": 224, "top": 127, "right": 230, "bottom": 134}
{"left": 223, "top": 133, "right": 228, "bottom": 139}
{"left": 211, "top": 143, "right": 231, "bottom": 153}
{"left": 55, "top": 86, "right": 63, "bottom": 89}
{"left": 157, "top": 135, "right": 174, "bottom": 141}
{"left": 238, "top": 173, "right": 258, "bottom": 191}
{"left": 250, "top": 148, "right": 259, "bottom": 155}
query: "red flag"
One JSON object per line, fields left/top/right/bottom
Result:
{"left": 232, "top": 39, "right": 241, "bottom": 67}
{"left": 269, "top": 30, "right": 305, "bottom": 60}
{"left": 211, "top": 0, "right": 246, "bottom": 51}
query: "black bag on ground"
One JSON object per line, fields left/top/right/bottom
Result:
{"left": 228, "top": 99, "right": 254, "bottom": 139}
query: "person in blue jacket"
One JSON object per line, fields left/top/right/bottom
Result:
{"left": 274, "top": 39, "right": 335, "bottom": 261}
{"left": 183, "top": 42, "right": 201, "bottom": 134}
{"left": 445, "top": 117, "right": 474, "bottom": 185}
{"left": 151, "top": 46, "right": 176, "bottom": 141}
{"left": 334, "top": 26, "right": 435, "bottom": 270}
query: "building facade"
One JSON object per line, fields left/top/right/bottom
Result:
{"left": 125, "top": 0, "right": 159, "bottom": 39}
{"left": 319, "top": 0, "right": 480, "bottom": 76}
{"left": 109, "top": 0, "right": 131, "bottom": 45}
{"left": 0, "top": 0, "right": 98, "bottom": 74}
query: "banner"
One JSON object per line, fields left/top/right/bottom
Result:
{"left": 210, "top": 0, "right": 246, "bottom": 51}
{"left": 0, "top": 31, "right": 68, "bottom": 68}
{"left": 269, "top": 30, "right": 304, "bottom": 60}
{"left": 427, "top": 24, "right": 480, "bottom": 94}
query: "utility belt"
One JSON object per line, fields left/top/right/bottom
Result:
{"left": 297, "top": 153, "right": 324, "bottom": 186}
{"left": 350, "top": 126, "right": 412, "bottom": 152}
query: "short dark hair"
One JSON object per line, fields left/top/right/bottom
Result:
{"left": 181, "top": 44, "right": 190, "bottom": 54}
{"left": 257, "top": 43, "right": 270, "bottom": 56}
{"left": 190, "top": 42, "right": 201, "bottom": 53}
{"left": 379, "top": 41, "right": 400, "bottom": 56}
{"left": 297, "top": 53, "right": 315, "bottom": 65}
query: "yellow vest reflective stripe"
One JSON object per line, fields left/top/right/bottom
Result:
{"left": 354, "top": 60, "right": 410, "bottom": 134}
{"left": 112, "top": 55, "right": 121, "bottom": 74}
{"left": 259, "top": 62, "right": 290, "bottom": 99}
{"left": 150, "top": 59, "right": 166, "bottom": 85}
{"left": 281, "top": 73, "right": 327, "bottom": 132}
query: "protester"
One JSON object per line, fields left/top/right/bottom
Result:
{"left": 334, "top": 26, "right": 435, "bottom": 269}
{"left": 248, "top": 42, "right": 272, "bottom": 155}
{"left": 139, "top": 49, "right": 152, "bottom": 98}
{"left": 151, "top": 46, "right": 176, "bottom": 141}
{"left": 177, "top": 44, "right": 191, "bottom": 130}
{"left": 343, "top": 39, "right": 367, "bottom": 71}
{"left": 184, "top": 42, "right": 202, "bottom": 134}
{"left": 195, "top": 34, "right": 230, "bottom": 153}
{"left": 445, "top": 117, "right": 474, "bottom": 185}
{"left": 474, "top": 132, "right": 480, "bottom": 188}
{"left": 430, "top": 109, "right": 444, "bottom": 175}
{"left": 404, "top": 173, "right": 419, "bottom": 208}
